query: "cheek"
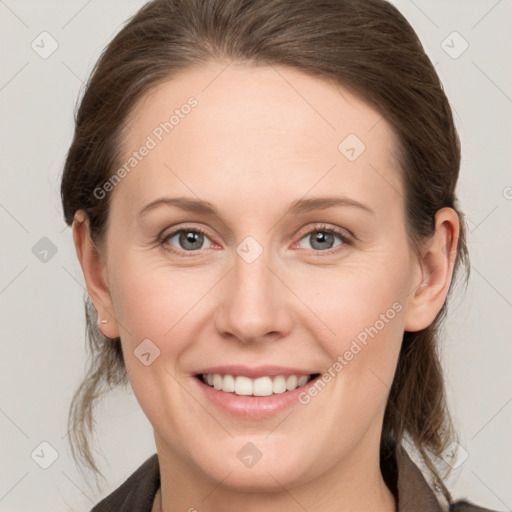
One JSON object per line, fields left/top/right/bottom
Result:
{"left": 291, "top": 250, "right": 411, "bottom": 347}
{"left": 289, "top": 249, "right": 410, "bottom": 407}
{"left": 108, "top": 249, "right": 222, "bottom": 363}
{"left": 292, "top": 275, "right": 407, "bottom": 454}
{"left": 106, "top": 253, "right": 211, "bottom": 427}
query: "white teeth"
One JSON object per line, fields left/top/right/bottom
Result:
{"left": 235, "top": 376, "right": 253, "bottom": 395}
{"left": 222, "top": 374, "right": 235, "bottom": 393}
{"left": 272, "top": 375, "right": 287, "bottom": 394}
{"left": 297, "top": 375, "right": 308, "bottom": 387}
{"left": 213, "top": 374, "right": 223, "bottom": 390}
{"left": 201, "top": 373, "right": 313, "bottom": 396}
{"left": 253, "top": 377, "right": 273, "bottom": 396}
{"left": 285, "top": 375, "right": 298, "bottom": 390}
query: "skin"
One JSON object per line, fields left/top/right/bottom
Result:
{"left": 73, "top": 61, "right": 459, "bottom": 512}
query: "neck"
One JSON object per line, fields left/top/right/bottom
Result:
{"left": 154, "top": 434, "right": 396, "bottom": 512}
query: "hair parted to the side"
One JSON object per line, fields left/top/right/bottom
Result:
{"left": 60, "top": 0, "right": 469, "bottom": 499}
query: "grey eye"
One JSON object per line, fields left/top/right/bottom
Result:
{"left": 298, "top": 230, "right": 343, "bottom": 251}
{"left": 166, "top": 230, "right": 212, "bottom": 251}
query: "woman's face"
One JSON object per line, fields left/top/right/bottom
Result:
{"left": 94, "top": 62, "right": 425, "bottom": 490}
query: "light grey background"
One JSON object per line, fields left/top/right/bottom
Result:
{"left": 0, "top": 1, "right": 511, "bottom": 510}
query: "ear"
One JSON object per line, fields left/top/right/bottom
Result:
{"left": 404, "top": 207, "right": 460, "bottom": 332}
{"left": 72, "top": 210, "right": 119, "bottom": 339}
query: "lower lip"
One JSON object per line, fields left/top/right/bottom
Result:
{"left": 193, "top": 375, "right": 320, "bottom": 420}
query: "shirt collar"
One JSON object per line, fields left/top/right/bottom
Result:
{"left": 392, "top": 443, "right": 446, "bottom": 512}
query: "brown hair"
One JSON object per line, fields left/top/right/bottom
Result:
{"left": 61, "top": 0, "right": 468, "bottom": 499}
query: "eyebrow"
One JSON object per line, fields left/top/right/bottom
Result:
{"left": 137, "top": 195, "right": 374, "bottom": 219}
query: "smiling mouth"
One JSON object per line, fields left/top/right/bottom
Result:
{"left": 196, "top": 373, "right": 321, "bottom": 397}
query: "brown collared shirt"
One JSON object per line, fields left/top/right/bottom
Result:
{"left": 90, "top": 444, "right": 497, "bottom": 511}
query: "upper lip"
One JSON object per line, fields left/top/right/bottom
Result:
{"left": 194, "top": 365, "right": 318, "bottom": 379}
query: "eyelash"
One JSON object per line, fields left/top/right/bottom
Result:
{"left": 157, "top": 223, "right": 352, "bottom": 257}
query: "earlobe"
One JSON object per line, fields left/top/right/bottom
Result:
{"left": 72, "top": 210, "right": 120, "bottom": 339}
{"left": 404, "top": 207, "right": 460, "bottom": 332}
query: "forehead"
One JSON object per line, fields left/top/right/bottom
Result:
{"left": 116, "top": 61, "right": 402, "bottom": 214}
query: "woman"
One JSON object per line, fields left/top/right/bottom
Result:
{"left": 60, "top": 0, "right": 498, "bottom": 510}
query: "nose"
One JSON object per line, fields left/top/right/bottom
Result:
{"left": 214, "top": 247, "right": 294, "bottom": 345}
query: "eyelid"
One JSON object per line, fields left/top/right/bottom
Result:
{"left": 158, "top": 223, "right": 214, "bottom": 242}
{"left": 294, "top": 223, "right": 354, "bottom": 243}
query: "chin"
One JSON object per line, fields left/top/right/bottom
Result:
{"left": 205, "top": 458, "right": 310, "bottom": 493}
{"left": 187, "top": 437, "right": 314, "bottom": 492}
